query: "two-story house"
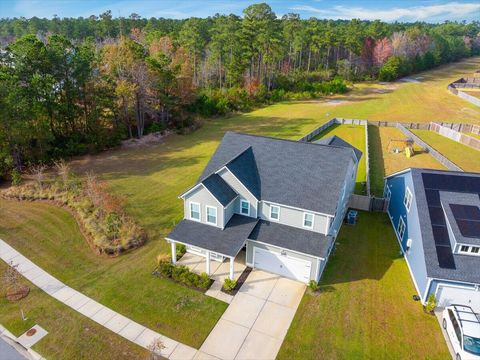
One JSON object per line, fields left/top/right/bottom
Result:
{"left": 166, "top": 132, "right": 361, "bottom": 283}
{"left": 385, "top": 168, "right": 480, "bottom": 311}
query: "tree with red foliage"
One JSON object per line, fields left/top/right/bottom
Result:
{"left": 373, "top": 37, "right": 393, "bottom": 67}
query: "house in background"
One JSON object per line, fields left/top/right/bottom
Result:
{"left": 166, "top": 131, "right": 361, "bottom": 283}
{"left": 385, "top": 168, "right": 480, "bottom": 312}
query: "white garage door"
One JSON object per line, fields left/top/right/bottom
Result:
{"left": 437, "top": 285, "right": 480, "bottom": 313}
{"left": 253, "top": 247, "right": 311, "bottom": 283}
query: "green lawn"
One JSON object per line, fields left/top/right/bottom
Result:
{"left": 0, "top": 261, "right": 148, "bottom": 359}
{"left": 310, "top": 124, "right": 367, "bottom": 194}
{"left": 278, "top": 212, "right": 450, "bottom": 360}
{"left": 0, "top": 199, "right": 228, "bottom": 349}
{"left": 462, "top": 90, "right": 480, "bottom": 99}
{"left": 465, "top": 131, "right": 480, "bottom": 140}
{"left": 1, "top": 58, "right": 479, "bottom": 356}
{"left": 369, "top": 126, "right": 446, "bottom": 196}
{"left": 412, "top": 129, "right": 480, "bottom": 172}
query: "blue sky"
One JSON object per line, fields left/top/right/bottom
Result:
{"left": 1, "top": 0, "right": 480, "bottom": 22}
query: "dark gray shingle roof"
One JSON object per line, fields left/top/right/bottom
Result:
{"left": 248, "top": 220, "right": 333, "bottom": 258}
{"left": 225, "top": 147, "right": 261, "bottom": 199}
{"left": 198, "top": 132, "right": 356, "bottom": 215}
{"left": 410, "top": 168, "right": 480, "bottom": 284}
{"left": 166, "top": 214, "right": 258, "bottom": 257}
{"left": 314, "top": 135, "right": 363, "bottom": 162}
{"left": 202, "top": 173, "right": 237, "bottom": 206}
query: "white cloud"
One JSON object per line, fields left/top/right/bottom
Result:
{"left": 291, "top": 2, "right": 480, "bottom": 22}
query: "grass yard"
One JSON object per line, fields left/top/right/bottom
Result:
{"left": 412, "top": 129, "right": 480, "bottom": 172}
{"left": 461, "top": 90, "right": 480, "bottom": 99}
{"left": 465, "top": 131, "right": 480, "bottom": 140}
{"left": 0, "top": 263, "right": 148, "bottom": 359}
{"left": 0, "top": 199, "right": 228, "bottom": 349}
{"left": 277, "top": 212, "right": 450, "bottom": 360}
{"left": 310, "top": 124, "right": 367, "bottom": 194}
{"left": 1, "top": 58, "right": 479, "bottom": 356}
{"left": 369, "top": 126, "right": 446, "bottom": 196}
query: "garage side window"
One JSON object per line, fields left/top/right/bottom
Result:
{"left": 403, "top": 187, "right": 413, "bottom": 212}
{"left": 270, "top": 205, "right": 280, "bottom": 221}
{"left": 397, "top": 217, "right": 406, "bottom": 240}
{"left": 190, "top": 202, "right": 200, "bottom": 221}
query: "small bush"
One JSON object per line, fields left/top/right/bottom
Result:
{"left": 10, "top": 169, "right": 21, "bottom": 186}
{"left": 425, "top": 294, "right": 437, "bottom": 313}
{"left": 223, "top": 278, "right": 237, "bottom": 292}
{"left": 176, "top": 244, "right": 186, "bottom": 260}
{"left": 156, "top": 261, "right": 211, "bottom": 290}
{"left": 308, "top": 280, "right": 320, "bottom": 292}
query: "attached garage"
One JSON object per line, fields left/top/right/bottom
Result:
{"left": 253, "top": 246, "right": 312, "bottom": 283}
{"left": 436, "top": 284, "right": 480, "bottom": 312}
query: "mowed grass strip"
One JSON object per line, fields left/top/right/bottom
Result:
{"left": 310, "top": 124, "right": 367, "bottom": 194}
{"left": 369, "top": 126, "right": 446, "bottom": 196}
{"left": 0, "top": 199, "right": 228, "bottom": 348}
{"left": 412, "top": 129, "right": 480, "bottom": 172}
{"left": 0, "top": 263, "right": 148, "bottom": 360}
{"left": 277, "top": 212, "right": 450, "bottom": 360}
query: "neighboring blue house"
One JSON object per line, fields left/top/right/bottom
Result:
{"left": 385, "top": 168, "right": 480, "bottom": 312}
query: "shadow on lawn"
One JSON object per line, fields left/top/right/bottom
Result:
{"left": 320, "top": 212, "right": 400, "bottom": 286}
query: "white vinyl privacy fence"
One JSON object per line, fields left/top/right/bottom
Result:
{"left": 429, "top": 122, "right": 480, "bottom": 151}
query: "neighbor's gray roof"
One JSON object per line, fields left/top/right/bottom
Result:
{"left": 313, "top": 135, "right": 363, "bottom": 162}
{"left": 248, "top": 220, "right": 333, "bottom": 258}
{"left": 202, "top": 173, "right": 238, "bottom": 206}
{"left": 166, "top": 214, "right": 258, "bottom": 257}
{"left": 197, "top": 132, "right": 357, "bottom": 216}
{"left": 410, "top": 168, "right": 480, "bottom": 284}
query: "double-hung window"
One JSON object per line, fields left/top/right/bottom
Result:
{"left": 303, "top": 213, "right": 314, "bottom": 229}
{"left": 240, "top": 199, "right": 250, "bottom": 216}
{"left": 206, "top": 206, "right": 217, "bottom": 225}
{"left": 404, "top": 187, "right": 413, "bottom": 212}
{"left": 397, "top": 217, "right": 406, "bottom": 240}
{"left": 190, "top": 202, "right": 200, "bottom": 221}
{"left": 270, "top": 205, "right": 280, "bottom": 221}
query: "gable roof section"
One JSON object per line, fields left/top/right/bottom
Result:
{"left": 224, "top": 147, "right": 261, "bottom": 199}
{"left": 313, "top": 135, "right": 362, "bottom": 162}
{"left": 407, "top": 168, "right": 480, "bottom": 284}
{"left": 201, "top": 173, "right": 237, "bottom": 207}
{"left": 197, "top": 132, "right": 356, "bottom": 215}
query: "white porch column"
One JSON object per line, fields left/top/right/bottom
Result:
{"left": 171, "top": 242, "right": 176, "bottom": 264}
{"left": 206, "top": 251, "right": 211, "bottom": 275}
{"left": 229, "top": 257, "right": 234, "bottom": 280}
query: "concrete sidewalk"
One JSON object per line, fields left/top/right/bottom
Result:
{"left": 0, "top": 240, "right": 197, "bottom": 359}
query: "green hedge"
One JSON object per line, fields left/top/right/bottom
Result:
{"left": 156, "top": 261, "right": 212, "bottom": 291}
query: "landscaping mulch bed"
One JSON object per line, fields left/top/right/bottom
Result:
{"left": 6, "top": 285, "right": 30, "bottom": 302}
{"left": 220, "top": 267, "right": 252, "bottom": 296}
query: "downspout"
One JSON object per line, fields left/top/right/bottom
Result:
{"left": 423, "top": 278, "right": 433, "bottom": 304}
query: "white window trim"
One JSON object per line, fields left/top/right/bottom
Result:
{"left": 240, "top": 199, "right": 250, "bottom": 216}
{"left": 404, "top": 187, "right": 413, "bottom": 212}
{"left": 303, "top": 212, "right": 314, "bottom": 229}
{"left": 189, "top": 202, "right": 201, "bottom": 222}
{"left": 397, "top": 217, "right": 406, "bottom": 240}
{"left": 459, "top": 244, "right": 480, "bottom": 256}
{"left": 205, "top": 205, "right": 218, "bottom": 226}
{"left": 269, "top": 205, "right": 280, "bottom": 221}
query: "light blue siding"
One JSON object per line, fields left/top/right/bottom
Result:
{"left": 386, "top": 171, "right": 430, "bottom": 299}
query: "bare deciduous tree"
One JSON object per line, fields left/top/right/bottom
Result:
{"left": 147, "top": 337, "right": 165, "bottom": 360}
{"left": 55, "top": 159, "right": 71, "bottom": 190}
{"left": 31, "top": 164, "right": 47, "bottom": 190}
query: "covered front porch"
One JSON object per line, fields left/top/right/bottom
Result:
{"left": 176, "top": 250, "right": 247, "bottom": 281}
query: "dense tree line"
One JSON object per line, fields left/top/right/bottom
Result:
{"left": 1, "top": 3, "right": 479, "bottom": 181}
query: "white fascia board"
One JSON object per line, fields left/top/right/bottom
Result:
{"left": 247, "top": 238, "right": 325, "bottom": 261}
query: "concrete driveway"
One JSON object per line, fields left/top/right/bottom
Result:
{"left": 197, "top": 270, "right": 305, "bottom": 360}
